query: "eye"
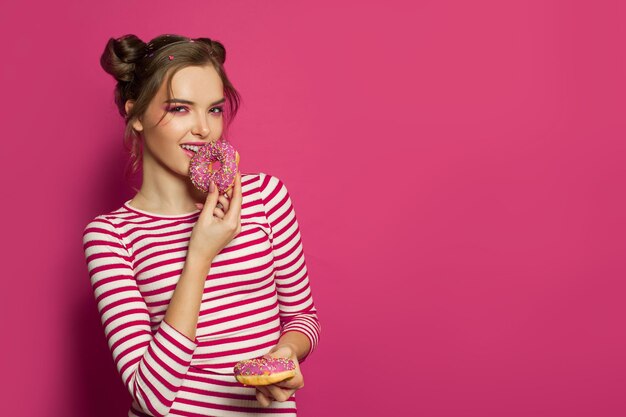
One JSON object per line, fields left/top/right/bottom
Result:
{"left": 210, "top": 106, "right": 224, "bottom": 115}
{"left": 167, "top": 105, "right": 188, "bottom": 113}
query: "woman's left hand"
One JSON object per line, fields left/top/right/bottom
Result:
{"left": 255, "top": 344, "right": 304, "bottom": 407}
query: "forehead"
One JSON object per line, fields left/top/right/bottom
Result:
{"left": 157, "top": 65, "right": 224, "bottom": 102}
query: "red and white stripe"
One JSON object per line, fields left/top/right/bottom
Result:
{"left": 83, "top": 173, "right": 320, "bottom": 416}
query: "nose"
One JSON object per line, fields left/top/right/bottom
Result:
{"left": 191, "top": 113, "right": 210, "bottom": 138}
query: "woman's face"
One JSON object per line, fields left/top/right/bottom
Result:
{"left": 127, "top": 64, "right": 225, "bottom": 177}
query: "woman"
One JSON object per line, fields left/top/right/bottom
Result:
{"left": 82, "top": 33, "right": 321, "bottom": 417}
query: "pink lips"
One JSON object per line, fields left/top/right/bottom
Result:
{"left": 181, "top": 148, "right": 195, "bottom": 158}
{"left": 181, "top": 142, "right": 207, "bottom": 158}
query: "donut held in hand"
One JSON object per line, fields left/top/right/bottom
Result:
{"left": 233, "top": 357, "right": 296, "bottom": 386}
{"left": 189, "top": 138, "right": 240, "bottom": 194}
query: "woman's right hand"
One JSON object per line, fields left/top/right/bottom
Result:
{"left": 188, "top": 172, "right": 242, "bottom": 263}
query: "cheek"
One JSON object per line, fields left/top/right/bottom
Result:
{"left": 212, "top": 118, "right": 225, "bottom": 133}
{"left": 151, "top": 120, "right": 188, "bottom": 140}
{"left": 211, "top": 122, "right": 224, "bottom": 139}
{"left": 143, "top": 128, "right": 181, "bottom": 154}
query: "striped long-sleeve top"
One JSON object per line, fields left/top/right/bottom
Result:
{"left": 82, "top": 172, "right": 321, "bottom": 416}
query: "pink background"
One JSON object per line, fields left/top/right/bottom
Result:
{"left": 2, "top": 0, "right": 625, "bottom": 416}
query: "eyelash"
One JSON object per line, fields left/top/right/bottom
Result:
{"left": 167, "top": 105, "right": 224, "bottom": 114}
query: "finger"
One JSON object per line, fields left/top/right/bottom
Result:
{"left": 199, "top": 180, "right": 220, "bottom": 219}
{"left": 222, "top": 185, "right": 233, "bottom": 199}
{"left": 217, "top": 195, "right": 230, "bottom": 212}
{"left": 213, "top": 207, "right": 225, "bottom": 218}
{"left": 266, "top": 345, "right": 294, "bottom": 358}
{"left": 275, "top": 377, "right": 298, "bottom": 388}
{"left": 257, "top": 385, "right": 270, "bottom": 394}
{"left": 224, "top": 172, "right": 242, "bottom": 222}
{"left": 256, "top": 389, "right": 271, "bottom": 407}
{"left": 257, "top": 386, "right": 274, "bottom": 401}
{"left": 266, "top": 384, "right": 290, "bottom": 402}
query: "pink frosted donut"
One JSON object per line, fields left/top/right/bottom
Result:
{"left": 189, "top": 139, "right": 240, "bottom": 194}
{"left": 233, "top": 357, "right": 296, "bottom": 386}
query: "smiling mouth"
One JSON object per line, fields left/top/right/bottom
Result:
{"left": 181, "top": 146, "right": 200, "bottom": 154}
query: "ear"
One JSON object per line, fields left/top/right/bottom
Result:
{"left": 125, "top": 100, "right": 144, "bottom": 132}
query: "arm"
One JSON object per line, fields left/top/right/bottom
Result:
{"left": 259, "top": 173, "right": 322, "bottom": 363}
{"left": 273, "top": 330, "right": 311, "bottom": 362}
{"left": 82, "top": 216, "right": 209, "bottom": 416}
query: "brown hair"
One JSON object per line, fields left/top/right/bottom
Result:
{"left": 99, "top": 33, "right": 241, "bottom": 187}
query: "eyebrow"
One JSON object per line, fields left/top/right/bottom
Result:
{"left": 164, "top": 97, "right": 226, "bottom": 106}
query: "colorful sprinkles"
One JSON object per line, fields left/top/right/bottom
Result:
{"left": 233, "top": 357, "right": 296, "bottom": 377}
{"left": 189, "top": 139, "right": 239, "bottom": 194}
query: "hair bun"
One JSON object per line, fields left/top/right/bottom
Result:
{"left": 195, "top": 37, "right": 226, "bottom": 65}
{"left": 100, "top": 34, "right": 146, "bottom": 83}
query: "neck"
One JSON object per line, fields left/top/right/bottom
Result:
{"left": 132, "top": 152, "right": 206, "bottom": 215}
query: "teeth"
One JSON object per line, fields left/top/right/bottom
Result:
{"left": 181, "top": 144, "right": 200, "bottom": 152}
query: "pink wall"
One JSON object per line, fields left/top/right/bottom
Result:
{"left": 2, "top": 0, "right": 625, "bottom": 416}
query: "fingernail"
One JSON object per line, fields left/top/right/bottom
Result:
{"left": 209, "top": 181, "right": 215, "bottom": 193}
{"left": 194, "top": 203, "right": 203, "bottom": 210}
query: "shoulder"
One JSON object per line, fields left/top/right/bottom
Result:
{"left": 249, "top": 172, "right": 287, "bottom": 192}
{"left": 241, "top": 172, "right": 288, "bottom": 195}
{"left": 82, "top": 214, "right": 118, "bottom": 243}
{"left": 81, "top": 207, "right": 129, "bottom": 244}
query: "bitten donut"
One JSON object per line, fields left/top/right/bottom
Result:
{"left": 233, "top": 357, "right": 296, "bottom": 386}
{"left": 189, "top": 138, "right": 240, "bottom": 194}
